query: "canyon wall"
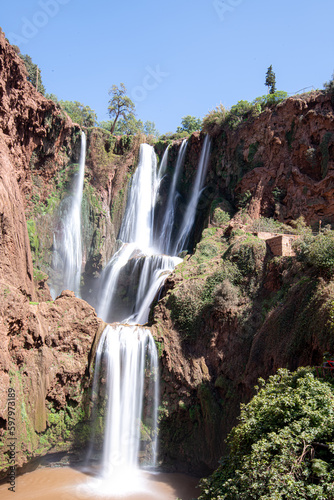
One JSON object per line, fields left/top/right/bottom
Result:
{"left": 1, "top": 25, "right": 334, "bottom": 479}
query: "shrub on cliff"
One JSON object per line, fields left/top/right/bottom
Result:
{"left": 199, "top": 368, "right": 334, "bottom": 500}
{"left": 203, "top": 92, "right": 288, "bottom": 135}
{"left": 202, "top": 104, "right": 228, "bottom": 136}
{"left": 324, "top": 72, "right": 334, "bottom": 93}
{"left": 293, "top": 231, "right": 334, "bottom": 277}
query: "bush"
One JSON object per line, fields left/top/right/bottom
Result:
{"left": 203, "top": 92, "right": 288, "bottom": 136}
{"left": 212, "top": 208, "right": 231, "bottom": 226}
{"left": 251, "top": 217, "right": 295, "bottom": 234}
{"left": 324, "top": 72, "right": 334, "bottom": 92}
{"left": 253, "top": 90, "right": 289, "bottom": 110}
{"left": 202, "top": 104, "right": 228, "bottom": 136}
{"left": 225, "top": 234, "right": 266, "bottom": 277}
{"left": 226, "top": 100, "right": 259, "bottom": 130}
{"left": 294, "top": 231, "right": 334, "bottom": 276}
{"left": 199, "top": 368, "right": 334, "bottom": 500}
{"left": 159, "top": 131, "right": 189, "bottom": 141}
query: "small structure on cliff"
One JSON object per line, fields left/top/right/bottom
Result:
{"left": 255, "top": 232, "right": 300, "bottom": 257}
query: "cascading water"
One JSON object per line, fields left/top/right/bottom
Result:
{"left": 173, "top": 134, "right": 211, "bottom": 254}
{"left": 85, "top": 137, "right": 211, "bottom": 495}
{"left": 158, "top": 139, "right": 187, "bottom": 254}
{"left": 50, "top": 131, "right": 86, "bottom": 299}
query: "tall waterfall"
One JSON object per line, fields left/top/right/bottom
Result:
{"left": 158, "top": 139, "right": 187, "bottom": 254}
{"left": 50, "top": 131, "right": 86, "bottom": 299}
{"left": 86, "top": 137, "right": 211, "bottom": 492}
{"left": 173, "top": 135, "right": 211, "bottom": 254}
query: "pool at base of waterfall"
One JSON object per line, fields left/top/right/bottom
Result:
{"left": 0, "top": 467, "right": 199, "bottom": 500}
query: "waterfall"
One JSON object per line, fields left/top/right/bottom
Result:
{"left": 50, "top": 131, "right": 86, "bottom": 298}
{"left": 118, "top": 144, "right": 158, "bottom": 249}
{"left": 99, "top": 325, "right": 159, "bottom": 476}
{"left": 158, "top": 143, "right": 169, "bottom": 180}
{"left": 158, "top": 139, "right": 187, "bottom": 254}
{"left": 173, "top": 135, "right": 211, "bottom": 254}
{"left": 86, "top": 138, "right": 210, "bottom": 491}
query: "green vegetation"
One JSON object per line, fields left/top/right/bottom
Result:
{"left": 158, "top": 131, "right": 189, "bottom": 141}
{"left": 324, "top": 71, "right": 334, "bottom": 92}
{"left": 13, "top": 46, "right": 45, "bottom": 95}
{"left": 202, "top": 103, "right": 228, "bottom": 136}
{"left": 176, "top": 115, "right": 202, "bottom": 134}
{"left": 108, "top": 83, "right": 135, "bottom": 135}
{"left": 115, "top": 116, "right": 159, "bottom": 137}
{"left": 167, "top": 225, "right": 268, "bottom": 339}
{"left": 265, "top": 64, "right": 276, "bottom": 94}
{"left": 56, "top": 100, "right": 97, "bottom": 127}
{"left": 212, "top": 208, "right": 231, "bottom": 226}
{"left": 293, "top": 230, "right": 334, "bottom": 277}
{"left": 202, "top": 92, "right": 288, "bottom": 135}
{"left": 27, "top": 219, "right": 40, "bottom": 255}
{"left": 199, "top": 368, "right": 334, "bottom": 500}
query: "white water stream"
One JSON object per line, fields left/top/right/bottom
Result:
{"left": 50, "top": 131, "right": 86, "bottom": 299}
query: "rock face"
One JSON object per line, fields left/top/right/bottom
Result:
{"left": 0, "top": 280, "right": 105, "bottom": 476}
{"left": 205, "top": 92, "right": 334, "bottom": 226}
{"left": 150, "top": 223, "right": 334, "bottom": 475}
{"left": 0, "top": 138, "right": 35, "bottom": 298}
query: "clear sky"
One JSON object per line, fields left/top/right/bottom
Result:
{"left": 1, "top": 0, "right": 334, "bottom": 134}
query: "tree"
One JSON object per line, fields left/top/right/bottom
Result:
{"left": 143, "top": 120, "right": 159, "bottom": 137}
{"left": 324, "top": 71, "right": 334, "bottom": 92}
{"left": 108, "top": 83, "right": 135, "bottom": 135}
{"left": 265, "top": 65, "right": 276, "bottom": 94}
{"left": 199, "top": 367, "right": 334, "bottom": 500}
{"left": 58, "top": 100, "right": 97, "bottom": 127}
{"left": 18, "top": 52, "right": 45, "bottom": 95}
{"left": 176, "top": 115, "right": 202, "bottom": 134}
{"left": 114, "top": 115, "right": 143, "bottom": 135}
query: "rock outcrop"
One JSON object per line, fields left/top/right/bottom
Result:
{"left": 205, "top": 92, "right": 334, "bottom": 226}
{"left": 0, "top": 284, "right": 105, "bottom": 476}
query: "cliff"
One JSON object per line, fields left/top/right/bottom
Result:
{"left": 150, "top": 221, "right": 334, "bottom": 474}
{"left": 0, "top": 30, "right": 139, "bottom": 475}
{"left": 1, "top": 24, "right": 334, "bottom": 482}
{"left": 206, "top": 91, "right": 334, "bottom": 226}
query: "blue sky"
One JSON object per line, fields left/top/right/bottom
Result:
{"left": 2, "top": 0, "right": 334, "bottom": 134}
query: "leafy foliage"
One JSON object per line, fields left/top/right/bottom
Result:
{"left": 251, "top": 217, "right": 297, "bottom": 234}
{"left": 293, "top": 230, "right": 334, "bottom": 277}
{"left": 143, "top": 120, "right": 159, "bottom": 138}
{"left": 265, "top": 64, "right": 276, "bottom": 94}
{"left": 212, "top": 208, "right": 231, "bottom": 226}
{"left": 202, "top": 92, "right": 287, "bottom": 135}
{"left": 17, "top": 50, "right": 45, "bottom": 95}
{"left": 57, "top": 100, "right": 97, "bottom": 127}
{"left": 176, "top": 115, "right": 202, "bottom": 134}
{"left": 253, "top": 91, "right": 288, "bottom": 109}
{"left": 324, "top": 71, "right": 334, "bottom": 92}
{"left": 108, "top": 83, "right": 135, "bottom": 135}
{"left": 199, "top": 368, "right": 334, "bottom": 500}
{"left": 113, "top": 116, "right": 159, "bottom": 137}
{"left": 202, "top": 104, "right": 228, "bottom": 136}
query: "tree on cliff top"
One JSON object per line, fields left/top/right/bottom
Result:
{"left": 265, "top": 65, "right": 276, "bottom": 94}
{"left": 324, "top": 71, "right": 334, "bottom": 92}
{"left": 176, "top": 115, "right": 202, "bottom": 134}
{"left": 13, "top": 46, "right": 45, "bottom": 95}
{"left": 108, "top": 83, "right": 135, "bottom": 135}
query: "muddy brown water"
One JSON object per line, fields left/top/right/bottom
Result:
{"left": 0, "top": 467, "right": 199, "bottom": 499}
